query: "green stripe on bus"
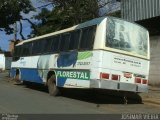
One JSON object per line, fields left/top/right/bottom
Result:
{"left": 78, "top": 52, "right": 93, "bottom": 60}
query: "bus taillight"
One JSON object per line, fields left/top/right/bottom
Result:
{"left": 142, "top": 79, "right": 148, "bottom": 84}
{"left": 135, "top": 77, "right": 141, "bottom": 83}
{"left": 100, "top": 73, "right": 109, "bottom": 79}
{"left": 112, "top": 74, "right": 119, "bottom": 81}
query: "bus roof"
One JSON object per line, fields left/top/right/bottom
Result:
{"left": 17, "top": 17, "right": 106, "bottom": 46}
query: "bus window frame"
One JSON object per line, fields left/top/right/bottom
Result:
{"left": 68, "top": 29, "right": 81, "bottom": 51}
{"left": 78, "top": 25, "right": 97, "bottom": 51}
{"left": 13, "top": 25, "right": 97, "bottom": 58}
{"left": 59, "top": 32, "right": 71, "bottom": 52}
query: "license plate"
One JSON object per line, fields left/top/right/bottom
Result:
{"left": 124, "top": 72, "right": 132, "bottom": 78}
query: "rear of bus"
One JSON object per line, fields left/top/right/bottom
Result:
{"left": 91, "top": 17, "right": 150, "bottom": 93}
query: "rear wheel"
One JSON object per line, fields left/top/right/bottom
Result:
{"left": 14, "top": 69, "right": 21, "bottom": 83}
{"left": 47, "top": 75, "right": 59, "bottom": 96}
{"left": 14, "top": 74, "right": 21, "bottom": 84}
{"left": 15, "top": 74, "right": 19, "bottom": 81}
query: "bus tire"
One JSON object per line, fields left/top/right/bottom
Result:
{"left": 14, "top": 69, "right": 21, "bottom": 83}
{"left": 14, "top": 74, "right": 21, "bottom": 84}
{"left": 47, "top": 75, "right": 59, "bottom": 96}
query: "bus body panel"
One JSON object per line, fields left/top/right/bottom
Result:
{"left": 90, "top": 50, "right": 149, "bottom": 92}
{"left": 11, "top": 50, "right": 149, "bottom": 92}
{"left": 11, "top": 56, "right": 43, "bottom": 83}
{"left": 101, "top": 51, "right": 149, "bottom": 78}
{"left": 11, "top": 51, "right": 93, "bottom": 88}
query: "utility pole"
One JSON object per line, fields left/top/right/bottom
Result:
{"left": 14, "top": 22, "right": 17, "bottom": 41}
{"left": 10, "top": 22, "right": 18, "bottom": 55}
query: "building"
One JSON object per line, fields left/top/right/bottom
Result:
{"left": 0, "top": 53, "right": 5, "bottom": 71}
{"left": 0, "top": 52, "right": 12, "bottom": 71}
{"left": 121, "top": 0, "right": 160, "bottom": 86}
{"left": 4, "top": 52, "right": 12, "bottom": 70}
{"left": 0, "top": 39, "right": 21, "bottom": 71}
{"left": 9, "top": 40, "right": 21, "bottom": 55}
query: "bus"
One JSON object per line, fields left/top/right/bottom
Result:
{"left": 10, "top": 17, "right": 150, "bottom": 96}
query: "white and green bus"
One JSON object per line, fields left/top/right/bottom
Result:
{"left": 10, "top": 17, "right": 150, "bottom": 96}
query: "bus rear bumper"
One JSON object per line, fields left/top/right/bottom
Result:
{"left": 90, "top": 79, "right": 148, "bottom": 93}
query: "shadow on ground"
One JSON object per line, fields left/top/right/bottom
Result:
{"left": 14, "top": 81, "right": 142, "bottom": 105}
{"left": 61, "top": 88, "right": 142, "bottom": 104}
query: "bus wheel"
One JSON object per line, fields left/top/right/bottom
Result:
{"left": 47, "top": 75, "right": 59, "bottom": 96}
{"left": 14, "top": 74, "right": 21, "bottom": 84}
{"left": 14, "top": 69, "right": 21, "bottom": 84}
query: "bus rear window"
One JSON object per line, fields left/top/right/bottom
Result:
{"left": 106, "top": 17, "right": 148, "bottom": 57}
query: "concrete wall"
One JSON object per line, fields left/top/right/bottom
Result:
{"left": 0, "top": 54, "right": 5, "bottom": 71}
{"left": 149, "top": 36, "right": 160, "bottom": 86}
{"left": 5, "top": 57, "right": 12, "bottom": 70}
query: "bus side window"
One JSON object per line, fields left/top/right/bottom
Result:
{"left": 14, "top": 46, "right": 18, "bottom": 57}
{"left": 50, "top": 35, "right": 60, "bottom": 53}
{"left": 18, "top": 46, "right": 23, "bottom": 57}
{"left": 69, "top": 30, "right": 80, "bottom": 50}
{"left": 87, "top": 26, "right": 96, "bottom": 48}
{"left": 39, "top": 39, "right": 47, "bottom": 54}
{"left": 59, "top": 33, "right": 70, "bottom": 51}
{"left": 32, "top": 39, "right": 46, "bottom": 55}
{"left": 13, "top": 46, "right": 20, "bottom": 61}
{"left": 28, "top": 42, "right": 32, "bottom": 55}
{"left": 44, "top": 37, "right": 53, "bottom": 53}
{"left": 22, "top": 42, "right": 32, "bottom": 56}
{"left": 22, "top": 44, "right": 27, "bottom": 56}
{"left": 79, "top": 26, "right": 96, "bottom": 50}
{"left": 32, "top": 41, "right": 40, "bottom": 55}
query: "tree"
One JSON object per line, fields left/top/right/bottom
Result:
{"left": 30, "top": 0, "right": 110, "bottom": 36}
{"left": 0, "top": 47, "right": 3, "bottom": 52}
{"left": 0, "top": 0, "right": 34, "bottom": 39}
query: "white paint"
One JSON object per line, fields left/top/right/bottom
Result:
{"left": 0, "top": 54, "right": 5, "bottom": 71}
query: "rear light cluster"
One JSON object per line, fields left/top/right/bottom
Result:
{"left": 100, "top": 72, "right": 148, "bottom": 85}
{"left": 100, "top": 72, "right": 120, "bottom": 81}
{"left": 112, "top": 74, "right": 119, "bottom": 81}
{"left": 135, "top": 77, "right": 148, "bottom": 84}
{"left": 100, "top": 73, "right": 109, "bottom": 79}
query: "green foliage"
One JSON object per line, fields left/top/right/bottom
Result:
{"left": 0, "top": 47, "right": 2, "bottom": 52}
{"left": 31, "top": 0, "right": 100, "bottom": 36}
{"left": 107, "top": 10, "right": 121, "bottom": 18}
{"left": 0, "top": 0, "right": 34, "bottom": 34}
